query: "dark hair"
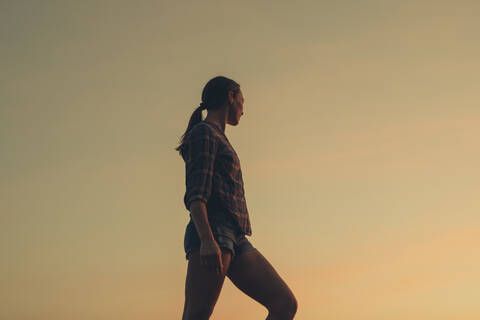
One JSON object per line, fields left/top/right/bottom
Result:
{"left": 175, "top": 76, "right": 240, "bottom": 156}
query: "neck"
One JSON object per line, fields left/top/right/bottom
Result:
{"left": 204, "top": 110, "right": 227, "bottom": 133}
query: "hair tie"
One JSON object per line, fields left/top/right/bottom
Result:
{"left": 199, "top": 102, "right": 206, "bottom": 110}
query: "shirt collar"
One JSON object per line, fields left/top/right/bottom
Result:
{"left": 203, "top": 120, "right": 225, "bottom": 135}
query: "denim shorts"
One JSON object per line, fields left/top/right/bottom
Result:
{"left": 184, "top": 218, "right": 255, "bottom": 261}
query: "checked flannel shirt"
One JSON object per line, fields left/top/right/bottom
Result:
{"left": 181, "top": 120, "right": 252, "bottom": 236}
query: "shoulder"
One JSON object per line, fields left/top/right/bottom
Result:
{"left": 184, "top": 122, "right": 218, "bottom": 145}
{"left": 188, "top": 122, "right": 216, "bottom": 138}
{"left": 193, "top": 121, "right": 215, "bottom": 133}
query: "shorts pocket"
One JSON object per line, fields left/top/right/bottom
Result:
{"left": 211, "top": 224, "right": 237, "bottom": 243}
{"left": 184, "top": 222, "right": 199, "bottom": 250}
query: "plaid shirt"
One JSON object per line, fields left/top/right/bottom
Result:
{"left": 182, "top": 120, "right": 252, "bottom": 236}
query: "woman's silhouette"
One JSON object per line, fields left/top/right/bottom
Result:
{"left": 176, "top": 76, "right": 298, "bottom": 320}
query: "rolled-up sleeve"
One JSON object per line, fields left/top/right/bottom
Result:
{"left": 183, "top": 124, "right": 217, "bottom": 211}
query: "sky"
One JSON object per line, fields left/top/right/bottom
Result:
{"left": 1, "top": 1, "right": 479, "bottom": 319}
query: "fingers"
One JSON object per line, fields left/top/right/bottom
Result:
{"left": 217, "top": 255, "right": 224, "bottom": 275}
{"left": 200, "top": 254, "right": 224, "bottom": 275}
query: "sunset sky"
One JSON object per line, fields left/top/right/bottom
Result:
{"left": 1, "top": 1, "right": 479, "bottom": 319}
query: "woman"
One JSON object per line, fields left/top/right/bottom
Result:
{"left": 176, "top": 76, "right": 298, "bottom": 320}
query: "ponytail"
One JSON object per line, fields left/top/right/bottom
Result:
{"left": 175, "top": 104, "right": 205, "bottom": 155}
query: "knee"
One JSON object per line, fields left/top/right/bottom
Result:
{"left": 268, "top": 294, "right": 298, "bottom": 319}
{"left": 291, "top": 296, "right": 298, "bottom": 316}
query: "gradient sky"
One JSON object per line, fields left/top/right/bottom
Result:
{"left": 1, "top": 1, "right": 480, "bottom": 319}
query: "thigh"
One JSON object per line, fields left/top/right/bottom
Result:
{"left": 226, "top": 248, "right": 296, "bottom": 309}
{"left": 184, "top": 249, "right": 233, "bottom": 315}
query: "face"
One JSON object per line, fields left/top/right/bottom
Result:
{"left": 227, "top": 89, "right": 244, "bottom": 126}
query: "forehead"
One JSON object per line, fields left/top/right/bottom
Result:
{"left": 237, "top": 90, "right": 244, "bottom": 100}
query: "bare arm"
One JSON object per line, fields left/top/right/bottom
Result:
{"left": 189, "top": 200, "right": 224, "bottom": 274}
{"left": 189, "top": 200, "right": 215, "bottom": 242}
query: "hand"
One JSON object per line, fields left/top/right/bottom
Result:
{"left": 199, "top": 238, "right": 224, "bottom": 275}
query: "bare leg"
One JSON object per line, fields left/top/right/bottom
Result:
{"left": 182, "top": 249, "right": 233, "bottom": 320}
{"left": 227, "top": 248, "right": 298, "bottom": 320}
